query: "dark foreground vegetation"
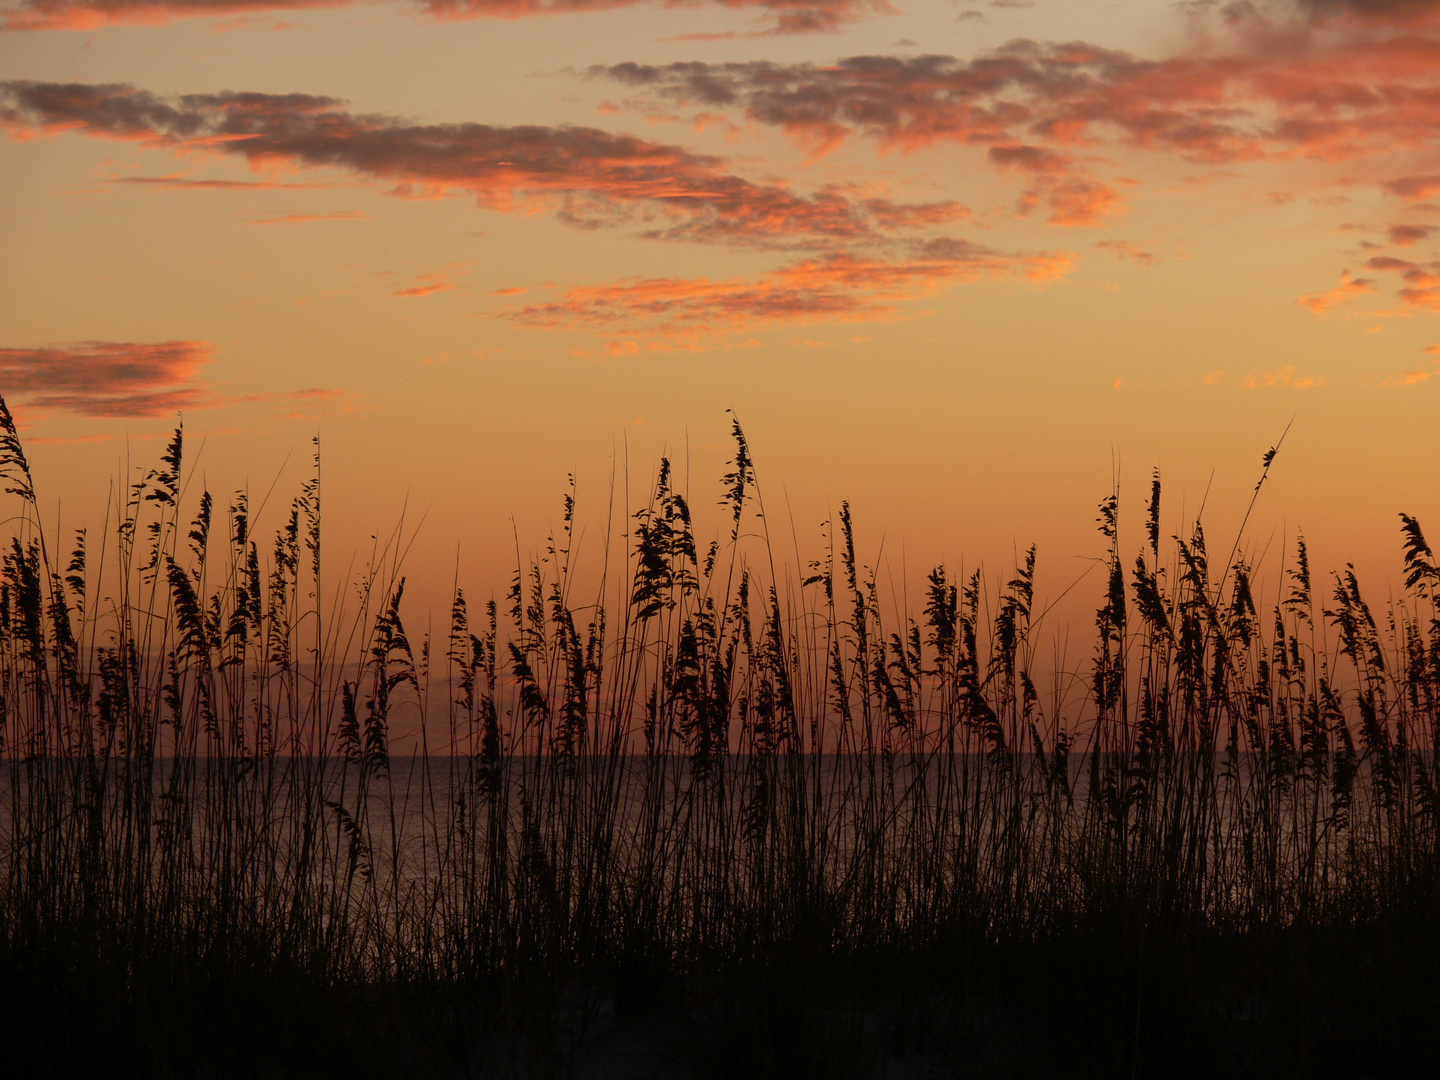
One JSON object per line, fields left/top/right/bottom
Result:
{"left": 0, "top": 398, "right": 1437, "bottom": 1077}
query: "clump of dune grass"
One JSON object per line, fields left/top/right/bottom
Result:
{"left": 0, "top": 395, "right": 1436, "bottom": 1077}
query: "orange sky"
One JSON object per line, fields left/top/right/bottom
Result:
{"left": 3, "top": 0, "right": 1440, "bottom": 635}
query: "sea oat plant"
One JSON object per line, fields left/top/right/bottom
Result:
{"left": 0, "top": 396, "right": 1435, "bottom": 1076}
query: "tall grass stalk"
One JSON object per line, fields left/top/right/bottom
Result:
{"left": 1, "top": 399, "right": 1436, "bottom": 1074}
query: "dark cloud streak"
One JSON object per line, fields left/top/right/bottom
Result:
{"left": 594, "top": 24, "right": 1440, "bottom": 226}
{"left": 0, "top": 340, "right": 213, "bottom": 417}
{"left": 0, "top": 79, "right": 965, "bottom": 249}
{"left": 1295, "top": 0, "right": 1440, "bottom": 21}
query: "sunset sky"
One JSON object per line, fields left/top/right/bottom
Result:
{"left": 4, "top": 0, "right": 1440, "bottom": 630}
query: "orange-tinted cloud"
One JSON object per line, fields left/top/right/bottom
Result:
{"left": 632, "top": 39, "right": 1440, "bottom": 162}
{"left": 1016, "top": 175, "right": 1121, "bottom": 226}
{"left": 1385, "top": 175, "right": 1440, "bottom": 200}
{"left": 1387, "top": 222, "right": 1435, "bottom": 245}
{"left": 1378, "top": 338, "right": 1440, "bottom": 383}
{"left": 231, "top": 385, "right": 362, "bottom": 418}
{"left": 1365, "top": 253, "right": 1440, "bottom": 307}
{"left": 112, "top": 173, "right": 330, "bottom": 191}
{"left": 1243, "top": 364, "right": 1327, "bottom": 388}
{"left": 0, "top": 0, "right": 342, "bottom": 29}
{"left": 0, "top": 80, "right": 957, "bottom": 250}
{"left": 502, "top": 240, "right": 1071, "bottom": 344}
{"left": 394, "top": 271, "right": 458, "bottom": 297}
{"left": 1380, "top": 367, "right": 1437, "bottom": 384}
{"left": 1297, "top": 268, "right": 1375, "bottom": 312}
{"left": 986, "top": 144, "right": 1121, "bottom": 225}
{"left": 0, "top": 340, "right": 213, "bottom": 417}
{"left": 596, "top": 47, "right": 1265, "bottom": 160}
{"left": 1096, "top": 239, "right": 1157, "bottom": 263}
{"left": 0, "top": 0, "right": 888, "bottom": 33}
{"left": 0, "top": 340, "right": 358, "bottom": 420}
{"left": 596, "top": 47, "right": 1254, "bottom": 226}
{"left": 246, "top": 210, "right": 370, "bottom": 224}
{"left": 594, "top": 19, "right": 1440, "bottom": 223}
{"left": 645, "top": 0, "right": 889, "bottom": 35}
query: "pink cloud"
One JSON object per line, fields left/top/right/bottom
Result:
{"left": 1, "top": 0, "right": 890, "bottom": 33}
{"left": 1, "top": 0, "right": 345, "bottom": 29}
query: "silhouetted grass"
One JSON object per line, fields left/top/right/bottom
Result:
{"left": 0, "top": 397, "right": 1436, "bottom": 1077}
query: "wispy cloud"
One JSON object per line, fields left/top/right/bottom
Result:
{"left": 1243, "top": 364, "right": 1327, "bottom": 389}
{"left": 0, "top": 340, "right": 359, "bottom": 420}
{"left": 1384, "top": 175, "right": 1440, "bottom": 200}
{"left": 109, "top": 173, "right": 331, "bottom": 191}
{"left": 231, "top": 385, "right": 363, "bottom": 418}
{"left": 0, "top": 80, "right": 1084, "bottom": 340}
{"left": 0, "top": 0, "right": 889, "bottom": 33}
{"left": 986, "top": 144, "right": 1122, "bottom": 226}
{"left": 1387, "top": 222, "right": 1435, "bottom": 246}
{"left": 394, "top": 271, "right": 458, "bottom": 297}
{"left": 1297, "top": 268, "right": 1375, "bottom": 312}
{"left": 245, "top": 210, "right": 371, "bottom": 224}
{"left": 0, "top": 340, "right": 213, "bottom": 417}
{"left": 1365, "top": 254, "right": 1440, "bottom": 308}
{"left": 595, "top": 46, "right": 1260, "bottom": 159}
{"left": 1095, "top": 239, "right": 1156, "bottom": 263}
{"left": 0, "top": 80, "right": 961, "bottom": 251}
{"left": 1379, "top": 367, "right": 1438, "bottom": 384}
{"left": 1, "top": 0, "right": 342, "bottom": 30}
{"left": 592, "top": 14, "right": 1440, "bottom": 236}
{"left": 501, "top": 240, "right": 1071, "bottom": 346}
{"left": 1377, "top": 339, "right": 1440, "bottom": 384}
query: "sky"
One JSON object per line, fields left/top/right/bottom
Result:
{"left": 4, "top": 0, "right": 1440, "bottom": 638}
